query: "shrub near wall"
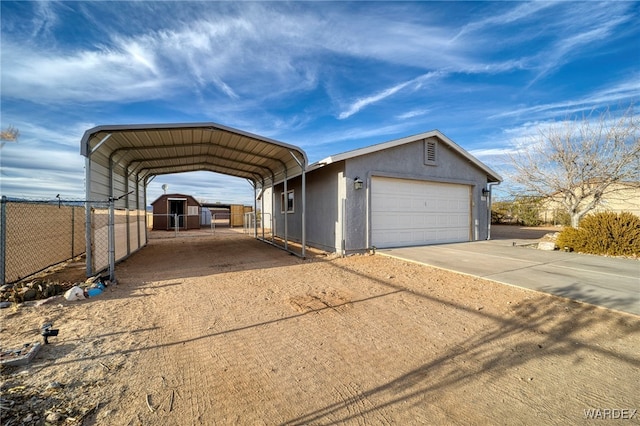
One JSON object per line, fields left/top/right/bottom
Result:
{"left": 556, "top": 212, "right": 640, "bottom": 256}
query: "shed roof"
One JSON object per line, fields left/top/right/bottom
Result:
{"left": 309, "top": 130, "right": 502, "bottom": 183}
{"left": 80, "top": 122, "right": 307, "bottom": 188}
{"left": 150, "top": 193, "right": 201, "bottom": 206}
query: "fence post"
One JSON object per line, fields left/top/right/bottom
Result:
{"left": 0, "top": 196, "right": 6, "bottom": 285}
{"left": 109, "top": 199, "right": 116, "bottom": 282}
{"left": 71, "top": 206, "right": 75, "bottom": 258}
{"left": 85, "top": 201, "right": 93, "bottom": 277}
{"left": 174, "top": 213, "right": 178, "bottom": 237}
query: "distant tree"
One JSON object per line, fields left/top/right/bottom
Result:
{"left": 1, "top": 125, "right": 20, "bottom": 148}
{"left": 511, "top": 196, "right": 543, "bottom": 226}
{"left": 491, "top": 200, "right": 512, "bottom": 224}
{"left": 491, "top": 196, "right": 542, "bottom": 226}
{"left": 508, "top": 106, "right": 640, "bottom": 228}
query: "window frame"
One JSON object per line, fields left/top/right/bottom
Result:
{"left": 280, "top": 190, "right": 295, "bottom": 214}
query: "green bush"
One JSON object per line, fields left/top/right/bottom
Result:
{"left": 556, "top": 227, "right": 583, "bottom": 252}
{"left": 491, "top": 201, "right": 511, "bottom": 224}
{"left": 556, "top": 211, "right": 640, "bottom": 256}
{"left": 511, "top": 196, "right": 542, "bottom": 226}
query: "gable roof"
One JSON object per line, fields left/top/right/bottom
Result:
{"left": 150, "top": 193, "right": 201, "bottom": 206}
{"left": 81, "top": 122, "right": 307, "bottom": 190}
{"left": 308, "top": 130, "right": 502, "bottom": 183}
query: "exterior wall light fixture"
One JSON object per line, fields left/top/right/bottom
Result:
{"left": 354, "top": 177, "right": 364, "bottom": 190}
{"left": 482, "top": 188, "right": 490, "bottom": 197}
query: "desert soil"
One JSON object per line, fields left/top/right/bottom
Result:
{"left": 1, "top": 228, "right": 639, "bottom": 425}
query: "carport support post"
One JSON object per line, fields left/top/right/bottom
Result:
{"left": 289, "top": 151, "right": 306, "bottom": 258}
{"left": 108, "top": 198, "right": 116, "bottom": 282}
{"left": 252, "top": 181, "right": 258, "bottom": 238}
{"left": 271, "top": 178, "right": 275, "bottom": 243}
{"left": 85, "top": 200, "right": 93, "bottom": 276}
{"left": 84, "top": 156, "right": 94, "bottom": 277}
{"left": 283, "top": 175, "right": 288, "bottom": 251}
{"left": 300, "top": 165, "right": 306, "bottom": 258}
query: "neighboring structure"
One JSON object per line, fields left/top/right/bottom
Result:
{"left": 539, "top": 182, "right": 640, "bottom": 225}
{"left": 200, "top": 203, "right": 254, "bottom": 227}
{"left": 151, "top": 193, "right": 202, "bottom": 230}
{"left": 262, "top": 130, "right": 502, "bottom": 254}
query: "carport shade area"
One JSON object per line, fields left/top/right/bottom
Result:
{"left": 80, "top": 122, "right": 307, "bottom": 277}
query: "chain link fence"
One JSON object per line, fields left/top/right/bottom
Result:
{"left": 0, "top": 196, "right": 134, "bottom": 285}
{"left": 0, "top": 197, "right": 87, "bottom": 284}
{"left": 86, "top": 202, "right": 110, "bottom": 279}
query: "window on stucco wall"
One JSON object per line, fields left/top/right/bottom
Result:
{"left": 281, "top": 190, "right": 294, "bottom": 213}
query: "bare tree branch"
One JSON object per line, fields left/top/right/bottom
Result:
{"left": 1, "top": 125, "right": 20, "bottom": 142}
{"left": 507, "top": 105, "right": 640, "bottom": 227}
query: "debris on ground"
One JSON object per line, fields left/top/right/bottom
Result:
{"left": 0, "top": 343, "right": 41, "bottom": 367}
{"left": 2, "top": 274, "right": 113, "bottom": 304}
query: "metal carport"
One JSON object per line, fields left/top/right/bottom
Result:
{"left": 80, "top": 122, "right": 307, "bottom": 279}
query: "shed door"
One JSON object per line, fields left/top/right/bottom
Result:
{"left": 371, "top": 177, "right": 470, "bottom": 248}
{"left": 168, "top": 199, "right": 186, "bottom": 229}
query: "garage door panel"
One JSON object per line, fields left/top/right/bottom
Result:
{"left": 371, "top": 177, "right": 470, "bottom": 248}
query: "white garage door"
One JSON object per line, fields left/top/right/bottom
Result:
{"left": 371, "top": 177, "right": 470, "bottom": 248}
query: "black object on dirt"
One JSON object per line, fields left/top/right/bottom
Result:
{"left": 41, "top": 323, "right": 59, "bottom": 344}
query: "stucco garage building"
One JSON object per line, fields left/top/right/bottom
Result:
{"left": 266, "top": 130, "right": 502, "bottom": 254}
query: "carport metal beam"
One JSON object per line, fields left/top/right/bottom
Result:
{"left": 290, "top": 151, "right": 306, "bottom": 258}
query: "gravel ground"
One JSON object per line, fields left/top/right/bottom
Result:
{"left": 1, "top": 228, "right": 638, "bottom": 425}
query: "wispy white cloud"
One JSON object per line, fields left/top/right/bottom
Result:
{"left": 451, "top": 2, "right": 558, "bottom": 42}
{"left": 0, "top": 3, "right": 528, "bottom": 109}
{"left": 476, "top": 102, "right": 640, "bottom": 176}
{"left": 31, "top": 0, "right": 59, "bottom": 39}
{"left": 338, "top": 81, "right": 413, "bottom": 120}
{"left": 338, "top": 72, "right": 441, "bottom": 120}
{"left": 3, "top": 1, "right": 635, "bottom": 110}
{"left": 299, "top": 122, "right": 419, "bottom": 159}
{"left": 1, "top": 40, "right": 176, "bottom": 103}
{"left": 469, "top": 147, "right": 519, "bottom": 159}
{"left": 489, "top": 75, "right": 640, "bottom": 121}
{"left": 527, "top": 13, "right": 633, "bottom": 85}
{"left": 1, "top": 1, "right": 638, "bottom": 201}
{"left": 396, "top": 109, "right": 430, "bottom": 120}
{"left": 0, "top": 144, "right": 85, "bottom": 198}
{"left": 449, "top": 1, "right": 635, "bottom": 87}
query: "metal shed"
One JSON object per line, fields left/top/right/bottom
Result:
{"left": 150, "top": 193, "right": 202, "bottom": 230}
{"left": 80, "top": 122, "right": 307, "bottom": 279}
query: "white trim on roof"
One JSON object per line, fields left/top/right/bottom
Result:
{"left": 308, "top": 130, "right": 502, "bottom": 182}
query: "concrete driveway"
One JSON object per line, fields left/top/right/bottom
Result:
{"left": 378, "top": 236, "right": 640, "bottom": 316}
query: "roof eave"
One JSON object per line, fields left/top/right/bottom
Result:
{"left": 308, "top": 130, "right": 503, "bottom": 183}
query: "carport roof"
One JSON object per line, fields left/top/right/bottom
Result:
{"left": 80, "top": 122, "right": 307, "bottom": 187}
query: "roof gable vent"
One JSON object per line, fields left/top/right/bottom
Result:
{"left": 424, "top": 138, "right": 437, "bottom": 165}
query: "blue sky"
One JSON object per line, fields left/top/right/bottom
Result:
{"left": 1, "top": 1, "right": 638, "bottom": 204}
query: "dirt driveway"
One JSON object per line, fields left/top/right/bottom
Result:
{"left": 2, "top": 230, "right": 639, "bottom": 425}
